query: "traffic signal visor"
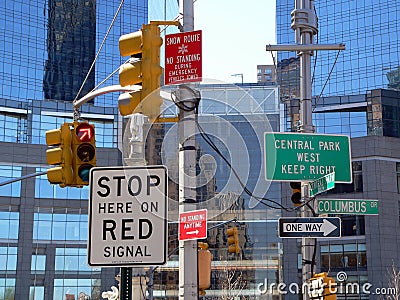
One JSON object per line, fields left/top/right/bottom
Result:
{"left": 118, "top": 24, "right": 163, "bottom": 119}
{"left": 290, "top": 182, "right": 302, "bottom": 206}
{"left": 226, "top": 227, "right": 240, "bottom": 254}
{"left": 45, "top": 123, "right": 73, "bottom": 187}
{"left": 198, "top": 243, "right": 212, "bottom": 293}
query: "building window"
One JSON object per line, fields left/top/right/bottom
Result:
{"left": 321, "top": 243, "right": 367, "bottom": 271}
{"left": 0, "top": 165, "right": 22, "bottom": 197}
{"left": 31, "top": 255, "right": 46, "bottom": 274}
{"left": 33, "top": 212, "right": 88, "bottom": 241}
{"left": 341, "top": 215, "right": 365, "bottom": 236}
{"left": 35, "top": 168, "right": 89, "bottom": 200}
{"left": 0, "top": 247, "right": 17, "bottom": 271}
{"left": 0, "top": 113, "right": 28, "bottom": 143}
{"left": 32, "top": 115, "right": 116, "bottom": 147}
{"left": 29, "top": 286, "right": 44, "bottom": 300}
{"left": 55, "top": 248, "right": 100, "bottom": 273}
{"left": 327, "top": 161, "right": 362, "bottom": 194}
{"left": 53, "top": 279, "right": 101, "bottom": 300}
{"left": 0, "top": 278, "right": 15, "bottom": 299}
{"left": 0, "top": 211, "right": 19, "bottom": 240}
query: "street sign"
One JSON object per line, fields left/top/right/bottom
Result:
{"left": 317, "top": 199, "right": 379, "bottom": 215}
{"left": 88, "top": 166, "right": 168, "bottom": 267}
{"left": 278, "top": 217, "right": 341, "bottom": 238}
{"left": 309, "top": 172, "right": 335, "bottom": 197}
{"left": 264, "top": 133, "right": 352, "bottom": 182}
{"left": 165, "top": 30, "right": 202, "bottom": 85}
{"left": 179, "top": 209, "right": 207, "bottom": 241}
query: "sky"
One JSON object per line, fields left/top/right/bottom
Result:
{"left": 194, "top": 0, "right": 276, "bottom": 84}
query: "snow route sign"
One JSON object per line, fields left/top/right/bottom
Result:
{"left": 165, "top": 30, "right": 202, "bottom": 85}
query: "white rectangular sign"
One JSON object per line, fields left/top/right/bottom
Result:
{"left": 88, "top": 166, "right": 167, "bottom": 267}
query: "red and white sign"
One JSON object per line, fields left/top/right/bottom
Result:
{"left": 165, "top": 30, "right": 202, "bottom": 85}
{"left": 179, "top": 209, "right": 207, "bottom": 241}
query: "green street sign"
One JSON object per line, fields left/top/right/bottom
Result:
{"left": 309, "top": 172, "right": 335, "bottom": 197}
{"left": 317, "top": 199, "right": 379, "bottom": 215}
{"left": 264, "top": 133, "right": 352, "bottom": 182}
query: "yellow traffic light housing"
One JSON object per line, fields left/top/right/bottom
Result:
{"left": 118, "top": 21, "right": 179, "bottom": 119}
{"left": 226, "top": 227, "right": 240, "bottom": 254}
{"left": 290, "top": 182, "right": 302, "bottom": 206}
{"left": 118, "top": 23, "right": 163, "bottom": 120}
{"left": 71, "top": 121, "right": 96, "bottom": 186}
{"left": 309, "top": 272, "right": 337, "bottom": 300}
{"left": 46, "top": 123, "right": 73, "bottom": 187}
{"left": 198, "top": 242, "right": 212, "bottom": 295}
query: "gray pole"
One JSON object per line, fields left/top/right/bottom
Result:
{"left": 292, "top": 1, "right": 317, "bottom": 298}
{"left": 178, "top": 0, "right": 198, "bottom": 299}
{"left": 267, "top": 1, "right": 344, "bottom": 299}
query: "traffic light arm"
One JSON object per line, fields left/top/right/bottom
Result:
{"left": 73, "top": 85, "right": 140, "bottom": 111}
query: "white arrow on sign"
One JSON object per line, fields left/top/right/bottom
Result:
{"left": 186, "top": 230, "right": 199, "bottom": 235}
{"left": 282, "top": 219, "right": 337, "bottom": 236}
{"left": 79, "top": 128, "right": 92, "bottom": 140}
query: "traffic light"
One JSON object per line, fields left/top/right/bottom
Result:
{"left": 46, "top": 123, "right": 73, "bottom": 187}
{"left": 46, "top": 124, "right": 73, "bottom": 186}
{"left": 71, "top": 121, "right": 96, "bottom": 186}
{"left": 290, "top": 182, "right": 302, "bottom": 206}
{"left": 198, "top": 242, "right": 212, "bottom": 295}
{"left": 118, "top": 22, "right": 163, "bottom": 119}
{"left": 309, "top": 272, "right": 337, "bottom": 300}
{"left": 226, "top": 227, "right": 240, "bottom": 254}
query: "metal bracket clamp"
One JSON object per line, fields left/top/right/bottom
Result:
{"left": 291, "top": 8, "right": 318, "bottom": 35}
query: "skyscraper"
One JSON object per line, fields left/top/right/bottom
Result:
{"left": 0, "top": 0, "right": 150, "bottom": 299}
{"left": 277, "top": 1, "right": 400, "bottom": 299}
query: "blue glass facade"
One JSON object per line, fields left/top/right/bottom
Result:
{"left": 0, "top": 0, "right": 285, "bottom": 298}
{"left": 0, "top": 0, "right": 150, "bottom": 298}
{"left": 0, "top": 0, "right": 147, "bottom": 106}
{"left": 277, "top": 0, "right": 400, "bottom": 137}
{"left": 277, "top": 0, "right": 400, "bottom": 97}
{"left": 277, "top": 2, "right": 400, "bottom": 299}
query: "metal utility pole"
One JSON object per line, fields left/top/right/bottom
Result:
{"left": 266, "top": 1, "right": 345, "bottom": 299}
{"left": 178, "top": 0, "right": 198, "bottom": 299}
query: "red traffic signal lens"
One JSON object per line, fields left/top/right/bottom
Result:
{"left": 76, "top": 123, "right": 95, "bottom": 142}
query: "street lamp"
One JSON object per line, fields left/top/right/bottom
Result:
{"left": 231, "top": 73, "right": 243, "bottom": 84}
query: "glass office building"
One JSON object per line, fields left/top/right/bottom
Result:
{"left": 0, "top": 0, "right": 146, "bottom": 107}
{"left": 1, "top": 0, "right": 286, "bottom": 299}
{"left": 0, "top": 0, "right": 148, "bottom": 299}
{"left": 131, "top": 83, "right": 283, "bottom": 298}
{"left": 277, "top": 1, "right": 400, "bottom": 299}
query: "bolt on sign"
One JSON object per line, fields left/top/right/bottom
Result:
{"left": 165, "top": 30, "right": 202, "bottom": 85}
{"left": 264, "top": 132, "right": 352, "bottom": 182}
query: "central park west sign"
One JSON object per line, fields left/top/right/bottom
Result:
{"left": 264, "top": 133, "right": 352, "bottom": 182}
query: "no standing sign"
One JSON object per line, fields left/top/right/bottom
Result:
{"left": 165, "top": 30, "right": 202, "bottom": 85}
{"left": 88, "top": 166, "right": 167, "bottom": 267}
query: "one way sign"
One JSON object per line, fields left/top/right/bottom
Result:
{"left": 278, "top": 217, "right": 341, "bottom": 238}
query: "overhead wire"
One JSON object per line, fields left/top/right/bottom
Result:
{"left": 195, "top": 119, "right": 294, "bottom": 211}
{"left": 170, "top": 85, "right": 318, "bottom": 211}
{"left": 73, "top": 0, "right": 125, "bottom": 102}
{"left": 312, "top": 49, "right": 342, "bottom": 112}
